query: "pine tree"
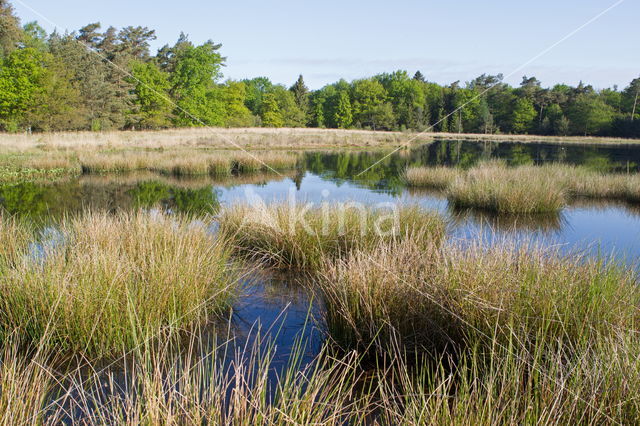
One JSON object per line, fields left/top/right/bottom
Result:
{"left": 290, "top": 74, "right": 309, "bottom": 117}
{"left": 49, "top": 32, "right": 114, "bottom": 130}
{"left": 0, "top": 0, "right": 22, "bottom": 58}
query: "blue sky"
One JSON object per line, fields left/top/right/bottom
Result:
{"left": 11, "top": 0, "right": 639, "bottom": 90}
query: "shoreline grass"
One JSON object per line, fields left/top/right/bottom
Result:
{"left": 448, "top": 163, "right": 567, "bottom": 214}
{"left": 406, "top": 162, "right": 640, "bottom": 213}
{"left": 403, "top": 165, "right": 459, "bottom": 189}
{"left": 0, "top": 211, "right": 239, "bottom": 357}
{"left": 319, "top": 238, "right": 639, "bottom": 355}
{"left": 0, "top": 129, "right": 637, "bottom": 156}
{"left": 78, "top": 151, "right": 299, "bottom": 177}
{"left": 218, "top": 203, "right": 446, "bottom": 271}
{"left": 0, "top": 205, "right": 638, "bottom": 422}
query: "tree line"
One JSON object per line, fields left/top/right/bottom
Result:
{"left": 0, "top": 1, "right": 638, "bottom": 137}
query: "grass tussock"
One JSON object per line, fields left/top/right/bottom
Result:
{"left": 77, "top": 150, "right": 298, "bottom": 177}
{"left": 374, "top": 331, "right": 640, "bottom": 424}
{"left": 218, "top": 203, "right": 446, "bottom": 270}
{"left": 403, "top": 165, "right": 459, "bottom": 189}
{"left": 406, "top": 162, "right": 640, "bottom": 213}
{"left": 448, "top": 163, "right": 567, "bottom": 214}
{"left": 0, "top": 330, "right": 371, "bottom": 425}
{"left": 319, "top": 238, "right": 639, "bottom": 354}
{"left": 0, "top": 211, "right": 238, "bottom": 357}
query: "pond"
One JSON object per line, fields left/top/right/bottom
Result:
{"left": 4, "top": 140, "right": 640, "bottom": 420}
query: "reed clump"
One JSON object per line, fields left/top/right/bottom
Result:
{"left": 319, "top": 238, "right": 639, "bottom": 355}
{"left": 405, "top": 162, "right": 640, "bottom": 212}
{"left": 218, "top": 203, "right": 446, "bottom": 270}
{"left": 0, "top": 330, "right": 371, "bottom": 425}
{"left": 77, "top": 150, "right": 298, "bottom": 177}
{"left": 403, "top": 165, "right": 459, "bottom": 189}
{"left": 447, "top": 163, "right": 567, "bottom": 214}
{"left": 374, "top": 331, "right": 640, "bottom": 424}
{"left": 79, "top": 152, "right": 152, "bottom": 173}
{"left": 0, "top": 211, "right": 239, "bottom": 357}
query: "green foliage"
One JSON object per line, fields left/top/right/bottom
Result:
{"left": 22, "top": 21, "right": 47, "bottom": 52}
{"left": 222, "top": 80, "right": 254, "bottom": 127}
{"left": 290, "top": 74, "right": 309, "bottom": 119}
{"left": 0, "top": 3, "right": 635, "bottom": 138}
{"left": 0, "top": 47, "right": 47, "bottom": 130}
{"left": 127, "top": 61, "right": 172, "bottom": 129}
{"left": 567, "top": 94, "right": 615, "bottom": 136}
{"left": 352, "top": 78, "right": 387, "bottom": 129}
{"left": 269, "top": 85, "right": 305, "bottom": 127}
{"left": 334, "top": 90, "right": 353, "bottom": 129}
{"left": 511, "top": 98, "right": 537, "bottom": 133}
{"left": 242, "top": 76, "right": 272, "bottom": 116}
{"left": 0, "top": 0, "right": 22, "bottom": 58}
{"left": 169, "top": 40, "right": 226, "bottom": 126}
{"left": 260, "top": 92, "right": 284, "bottom": 127}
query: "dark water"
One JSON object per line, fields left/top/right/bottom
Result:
{"left": 6, "top": 140, "right": 640, "bottom": 416}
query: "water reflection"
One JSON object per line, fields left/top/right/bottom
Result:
{"left": 450, "top": 208, "right": 566, "bottom": 234}
{"left": 7, "top": 141, "right": 640, "bottom": 419}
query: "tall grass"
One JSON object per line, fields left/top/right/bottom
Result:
{"left": 374, "top": 331, "right": 640, "bottom": 424}
{"left": 447, "top": 163, "right": 567, "bottom": 214}
{"left": 404, "top": 165, "right": 459, "bottom": 189}
{"left": 0, "top": 329, "right": 372, "bottom": 425}
{"left": 77, "top": 150, "right": 298, "bottom": 177}
{"left": 0, "top": 211, "right": 239, "bottom": 357}
{"left": 319, "top": 238, "right": 639, "bottom": 355}
{"left": 1, "top": 205, "right": 639, "bottom": 423}
{"left": 405, "top": 162, "right": 640, "bottom": 212}
{"left": 218, "top": 202, "right": 446, "bottom": 270}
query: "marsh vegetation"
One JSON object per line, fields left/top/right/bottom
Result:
{"left": 1, "top": 141, "right": 640, "bottom": 423}
{"left": 405, "top": 161, "right": 640, "bottom": 213}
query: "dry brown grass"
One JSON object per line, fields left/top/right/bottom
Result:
{"left": 0, "top": 127, "right": 421, "bottom": 153}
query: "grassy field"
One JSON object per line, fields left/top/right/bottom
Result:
{"left": 405, "top": 161, "right": 640, "bottom": 213}
{"left": 0, "top": 128, "right": 638, "bottom": 154}
{"left": 0, "top": 128, "right": 426, "bottom": 153}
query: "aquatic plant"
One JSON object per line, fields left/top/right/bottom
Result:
{"left": 403, "top": 165, "right": 459, "bottom": 189}
{"left": 447, "top": 164, "right": 567, "bottom": 213}
{"left": 319, "top": 238, "right": 639, "bottom": 355}
{"left": 0, "top": 211, "right": 239, "bottom": 357}
{"left": 405, "top": 162, "right": 640, "bottom": 211}
{"left": 218, "top": 202, "right": 445, "bottom": 270}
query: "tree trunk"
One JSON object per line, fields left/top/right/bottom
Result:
{"left": 632, "top": 89, "right": 639, "bottom": 121}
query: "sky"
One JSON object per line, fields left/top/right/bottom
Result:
{"left": 11, "top": 0, "right": 640, "bottom": 90}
